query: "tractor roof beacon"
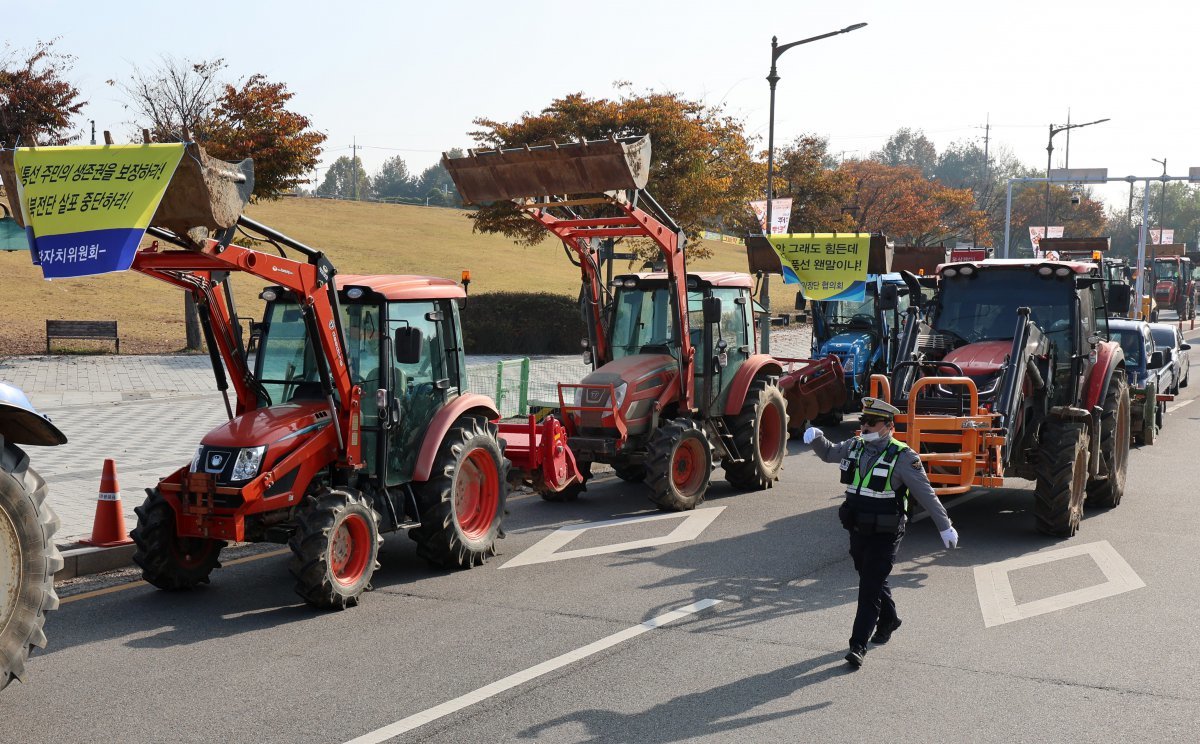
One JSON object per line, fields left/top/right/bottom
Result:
{"left": 875, "top": 257, "right": 1133, "bottom": 537}
{"left": 444, "top": 136, "right": 791, "bottom": 510}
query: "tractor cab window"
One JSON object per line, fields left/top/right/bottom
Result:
{"left": 1155, "top": 261, "right": 1179, "bottom": 279}
{"left": 934, "top": 271, "right": 1074, "bottom": 344}
{"left": 255, "top": 301, "right": 321, "bottom": 405}
{"left": 823, "top": 295, "right": 876, "bottom": 328}
{"left": 611, "top": 286, "right": 678, "bottom": 359}
{"left": 385, "top": 300, "right": 449, "bottom": 484}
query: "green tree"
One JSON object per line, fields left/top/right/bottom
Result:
{"left": 468, "top": 87, "right": 762, "bottom": 258}
{"left": 317, "top": 155, "right": 371, "bottom": 200}
{"left": 372, "top": 155, "right": 414, "bottom": 199}
{"left": 0, "top": 39, "right": 85, "bottom": 147}
{"left": 413, "top": 148, "right": 462, "bottom": 204}
{"left": 871, "top": 127, "right": 938, "bottom": 177}
{"left": 201, "top": 74, "right": 326, "bottom": 201}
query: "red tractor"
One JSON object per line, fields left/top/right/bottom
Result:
{"left": 875, "top": 257, "right": 1132, "bottom": 536}
{"left": 1152, "top": 254, "right": 1196, "bottom": 319}
{"left": 444, "top": 136, "right": 791, "bottom": 510}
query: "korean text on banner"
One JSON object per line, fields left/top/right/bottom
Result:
{"left": 12, "top": 144, "right": 186, "bottom": 278}
{"left": 768, "top": 233, "right": 870, "bottom": 301}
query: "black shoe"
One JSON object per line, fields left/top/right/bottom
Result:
{"left": 871, "top": 618, "right": 902, "bottom": 645}
{"left": 844, "top": 645, "right": 867, "bottom": 667}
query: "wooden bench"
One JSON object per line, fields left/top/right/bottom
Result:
{"left": 45, "top": 320, "right": 119, "bottom": 354}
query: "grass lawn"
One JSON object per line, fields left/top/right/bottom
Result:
{"left": 0, "top": 198, "right": 754, "bottom": 355}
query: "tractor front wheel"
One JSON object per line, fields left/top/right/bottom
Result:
{"left": 646, "top": 419, "right": 712, "bottom": 511}
{"left": 411, "top": 414, "right": 508, "bottom": 568}
{"left": 723, "top": 378, "right": 788, "bottom": 491}
{"left": 132, "top": 488, "right": 225, "bottom": 590}
{"left": 1033, "top": 421, "right": 1089, "bottom": 537}
{"left": 1, "top": 444, "right": 62, "bottom": 690}
{"left": 539, "top": 460, "right": 591, "bottom": 502}
{"left": 1086, "top": 372, "right": 1130, "bottom": 508}
{"left": 288, "top": 487, "right": 382, "bottom": 610}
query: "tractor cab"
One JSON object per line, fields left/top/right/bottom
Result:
{"left": 236, "top": 274, "right": 467, "bottom": 490}
{"left": 1152, "top": 255, "right": 1195, "bottom": 319}
{"left": 808, "top": 273, "right": 915, "bottom": 407}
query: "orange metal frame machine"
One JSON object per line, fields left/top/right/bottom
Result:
{"left": 131, "top": 217, "right": 362, "bottom": 540}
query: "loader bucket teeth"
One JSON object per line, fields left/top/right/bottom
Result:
{"left": 443, "top": 135, "right": 651, "bottom": 203}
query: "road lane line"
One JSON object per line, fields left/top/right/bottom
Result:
{"left": 343, "top": 599, "right": 723, "bottom": 744}
{"left": 1167, "top": 398, "right": 1194, "bottom": 413}
{"left": 59, "top": 548, "right": 289, "bottom": 604}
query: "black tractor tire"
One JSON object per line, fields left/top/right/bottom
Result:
{"left": 1033, "top": 421, "right": 1089, "bottom": 537}
{"left": 288, "top": 487, "right": 382, "bottom": 610}
{"left": 813, "top": 407, "right": 843, "bottom": 427}
{"left": 723, "top": 378, "right": 789, "bottom": 491}
{"left": 132, "top": 488, "right": 225, "bottom": 591}
{"left": 539, "top": 460, "right": 592, "bottom": 503}
{"left": 410, "top": 414, "right": 508, "bottom": 568}
{"left": 1, "top": 444, "right": 62, "bottom": 691}
{"left": 1086, "top": 372, "right": 1131, "bottom": 508}
{"left": 612, "top": 463, "right": 647, "bottom": 483}
{"left": 646, "top": 419, "right": 712, "bottom": 511}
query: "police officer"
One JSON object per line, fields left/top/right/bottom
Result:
{"left": 803, "top": 397, "right": 959, "bottom": 668}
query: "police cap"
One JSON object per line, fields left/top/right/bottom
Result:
{"left": 860, "top": 397, "right": 900, "bottom": 420}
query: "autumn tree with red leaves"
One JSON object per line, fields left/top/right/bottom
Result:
{"left": 837, "top": 160, "right": 987, "bottom": 246}
{"left": 201, "top": 74, "right": 326, "bottom": 200}
{"left": 0, "top": 39, "right": 84, "bottom": 147}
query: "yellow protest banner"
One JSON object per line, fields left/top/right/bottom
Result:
{"left": 768, "top": 233, "right": 870, "bottom": 301}
{"left": 11, "top": 143, "right": 185, "bottom": 278}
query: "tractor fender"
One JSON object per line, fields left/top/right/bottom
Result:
{"left": 723, "top": 355, "right": 784, "bottom": 416}
{"left": 413, "top": 393, "right": 501, "bottom": 482}
{"left": 1082, "top": 340, "right": 1125, "bottom": 412}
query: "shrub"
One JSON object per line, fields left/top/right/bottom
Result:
{"left": 460, "top": 291, "right": 585, "bottom": 354}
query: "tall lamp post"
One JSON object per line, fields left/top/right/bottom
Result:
{"left": 761, "top": 21, "right": 867, "bottom": 352}
{"left": 1043, "top": 118, "right": 1109, "bottom": 243}
{"left": 1151, "top": 157, "right": 1167, "bottom": 244}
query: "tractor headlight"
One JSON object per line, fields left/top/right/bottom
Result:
{"left": 231, "top": 445, "right": 267, "bottom": 481}
{"left": 613, "top": 382, "right": 628, "bottom": 408}
{"left": 189, "top": 446, "right": 203, "bottom": 473}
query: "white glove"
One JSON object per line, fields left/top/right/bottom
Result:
{"left": 940, "top": 527, "right": 959, "bottom": 549}
{"left": 803, "top": 426, "right": 822, "bottom": 444}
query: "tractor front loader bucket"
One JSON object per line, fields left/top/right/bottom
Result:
{"left": 443, "top": 135, "right": 651, "bottom": 203}
{"left": 776, "top": 355, "right": 847, "bottom": 427}
{"left": 0, "top": 142, "right": 253, "bottom": 246}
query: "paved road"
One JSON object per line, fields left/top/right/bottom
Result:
{"left": 2, "top": 322, "right": 1197, "bottom": 742}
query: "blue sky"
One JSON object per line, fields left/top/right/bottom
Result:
{"left": 9, "top": 0, "right": 1197, "bottom": 217}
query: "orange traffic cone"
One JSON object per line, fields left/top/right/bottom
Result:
{"left": 82, "top": 459, "right": 133, "bottom": 547}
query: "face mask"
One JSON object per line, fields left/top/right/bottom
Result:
{"left": 861, "top": 430, "right": 882, "bottom": 442}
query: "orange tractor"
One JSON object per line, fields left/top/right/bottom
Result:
{"left": 445, "top": 136, "right": 811, "bottom": 509}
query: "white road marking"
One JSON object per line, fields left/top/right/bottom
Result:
{"left": 1167, "top": 398, "right": 1194, "bottom": 413}
{"left": 973, "top": 540, "right": 1145, "bottom": 628}
{"left": 500, "top": 506, "right": 726, "bottom": 568}
{"left": 343, "top": 599, "right": 722, "bottom": 743}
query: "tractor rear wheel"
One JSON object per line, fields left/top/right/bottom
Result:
{"left": 1, "top": 444, "right": 62, "bottom": 691}
{"left": 1033, "top": 421, "right": 1089, "bottom": 537}
{"left": 646, "top": 419, "right": 712, "bottom": 511}
{"left": 723, "top": 378, "right": 788, "bottom": 491}
{"left": 612, "top": 463, "right": 647, "bottom": 483}
{"left": 411, "top": 414, "right": 508, "bottom": 568}
{"left": 1086, "top": 372, "right": 1130, "bottom": 508}
{"left": 539, "top": 461, "right": 591, "bottom": 502}
{"left": 132, "top": 488, "right": 225, "bottom": 590}
{"left": 288, "top": 487, "right": 382, "bottom": 610}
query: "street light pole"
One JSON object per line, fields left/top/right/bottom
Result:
{"left": 761, "top": 21, "right": 867, "bottom": 352}
{"left": 1043, "top": 117, "right": 1109, "bottom": 249}
{"left": 1152, "top": 157, "right": 1167, "bottom": 243}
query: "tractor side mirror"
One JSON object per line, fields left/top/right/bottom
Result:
{"left": 1107, "top": 283, "right": 1132, "bottom": 315}
{"left": 394, "top": 326, "right": 423, "bottom": 365}
{"left": 703, "top": 296, "right": 722, "bottom": 324}
{"left": 878, "top": 283, "right": 899, "bottom": 311}
{"left": 1149, "top": 350, "right": 1164, "bottom": 369}
{"left": 794, "top": 291, "right": 807, "bottom": 311}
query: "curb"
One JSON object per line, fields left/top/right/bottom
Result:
{"left": 56, "top": 543, "right": 136, "bottom": 582}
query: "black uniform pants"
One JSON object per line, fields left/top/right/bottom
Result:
{"left": 847, "top": 523, "right": 904, "bottom": 648}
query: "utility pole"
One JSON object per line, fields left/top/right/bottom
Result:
{"left": 90, "top": 120, "right": 96, "bottom": 146}
{"left": 1152, "top": 157, "right": 1167, "bottom": 242}
{"left": 1064, "top": 108, "right": 1071, "bottom": 169}
{"left": 351, "top": 138, "right": 362, "bottom": 200}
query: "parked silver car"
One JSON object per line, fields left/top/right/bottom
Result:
{"left": 1148, "top": 322, "right": 1191, "bottom": 394}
